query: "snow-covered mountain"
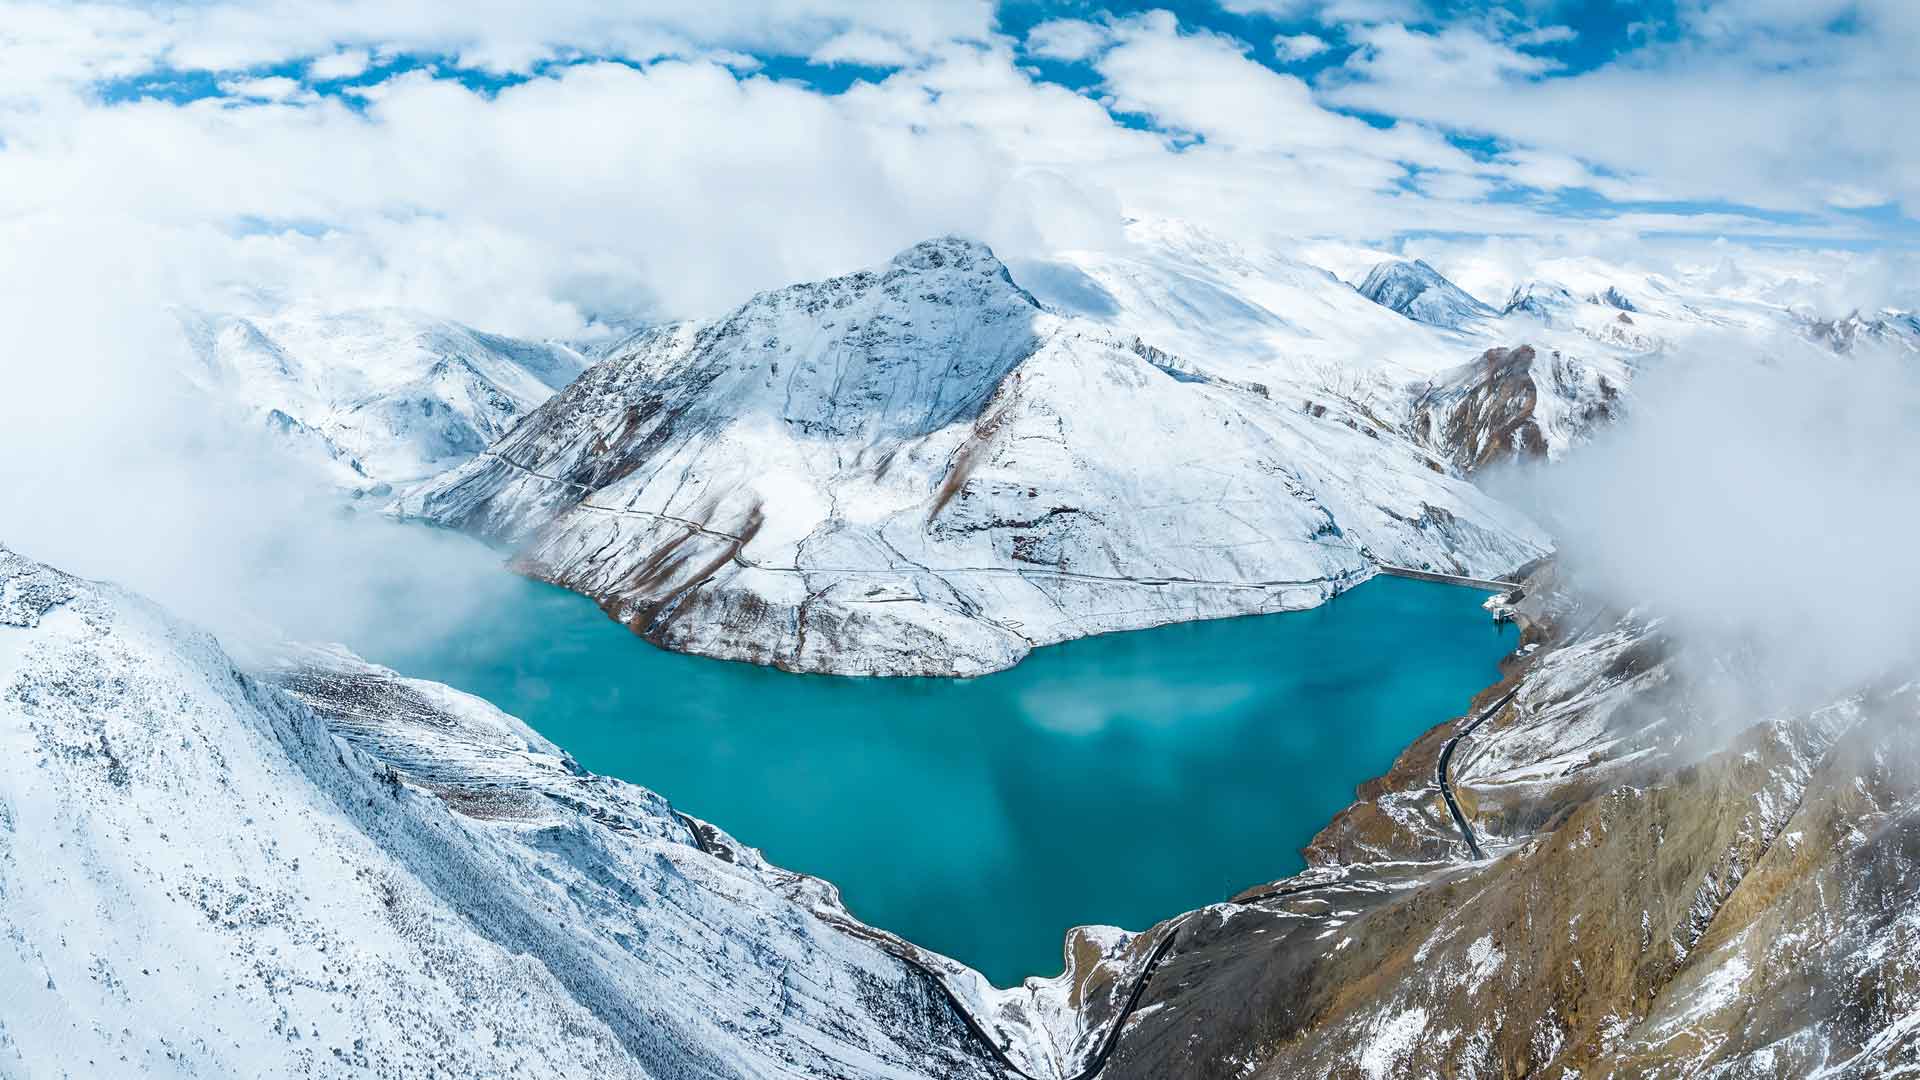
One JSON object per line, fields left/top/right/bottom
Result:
{"left": 400, "top": 238, "right": 1551, "bottom": 676}
{"left": 1357, "top": 258, "right": 1495, "bottom": 329}
{"left": 1802, "top": 310, "right": 1920, "bottom": 354}
{"left": 1008, "top": 218, "right": 1491, "bottom": 395}
{"left": 176, "top": 306, "right": 589, "bottom": 491}
{"left": 0, "top": 542, "right": 1142, "bottom": 1078}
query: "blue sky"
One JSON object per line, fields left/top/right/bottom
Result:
{"left": 79, "top": 0, "right": 1915, "bottom": 251}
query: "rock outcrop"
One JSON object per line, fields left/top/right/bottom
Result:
{"left": 1051, "top": 563, "right": 1920, "bottom": 1078}
{"left": 1410, "top": 344, "right": 1624, "bottom": 475}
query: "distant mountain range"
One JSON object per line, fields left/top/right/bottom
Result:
{"left": 176, "top": 305, "right": 589, "bottom": 492}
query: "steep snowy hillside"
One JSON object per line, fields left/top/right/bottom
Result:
{"left": 1029, "top": 221, "right": 1857, "bottom": 453}
{"left": 1358, "top": 258, "right": 1495, "bottom": 329}
{"left": 0, "top": 543, "right": 1132, "bottom": 1079}
{"left": 176, "top": 306, "right": 589, "bottom": 490}
{"left": 401, "top": 238, "right": 1550, "bottom": 675}
{"left": 1012, "top": 221, "right": 1675, "bottom": 476}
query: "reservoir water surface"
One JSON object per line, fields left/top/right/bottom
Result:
{"left": 369, "top": 572, "right": 1514, "bottom": 987}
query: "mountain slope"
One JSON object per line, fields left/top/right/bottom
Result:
{"left": 1409, "top": 344, "right": 1628, "bottom": 475}
{"left": 401, "top": 238, "right": 1550, "bottom": 676}
{"left": 0, "top": 542, "right": 1104, "bottom": 1078}
{"left": 176, "top": 306, "right": 589, "bottom": 489}
{"left": 1065, "top": 565, "right": 1920, "bottom": 1079}
{"left": 1358, "top": 258, "right": 1495, "bottom": 330}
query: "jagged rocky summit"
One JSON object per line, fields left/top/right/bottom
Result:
{"left": 400, "top": 238, "right": 1550, "bottom": 676}
{"left": 1410, "top": 344, "right": 1626, "bottom": 475}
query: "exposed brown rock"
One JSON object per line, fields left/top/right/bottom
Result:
{"left": 1041, "top": 564, "right": 1920, "bottom": 1079}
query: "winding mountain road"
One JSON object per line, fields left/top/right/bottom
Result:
{"left": 1435, "top": 607, "right": 1615, "bottom": 860}
{"left": 1435, "top": 685, "right": 1522, "bottom": 860}
{"left": 1374, "top": 564, "right": 1521, "bottom": 592}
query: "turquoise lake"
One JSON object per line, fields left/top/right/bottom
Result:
{"left": 368, "top": 573, "right": 1514, "bottom": 987}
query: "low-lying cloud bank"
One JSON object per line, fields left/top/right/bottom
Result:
{"left": 0, "top": 228, "right": 519, "bottom": 662}
{"left": 1514, "top": 335, "right": 1920, "bottom": 720}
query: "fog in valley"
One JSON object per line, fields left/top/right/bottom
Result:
{"left": 1504, "top": 335, "right": 1920, "bottom": 730}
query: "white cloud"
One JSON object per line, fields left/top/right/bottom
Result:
{"left": 217, "top": 74, "right": 308, "bottom": 101}
{"left": 0, "top": 0, "right": 997, "bottom": 94}
{"left": 1338, "top": 23, "right": 1561, "bottom": 89}
{"left": 1094, "top": 12, "right": 1456, "bottom": 164}
{"left": 1520, "top": 341, "right": 1920, "bottom": 718}
{"left": 1272, "top": 32, "right": 1330, "bottom": 62}
{"left": 1318, "top": 0, "right": 1427, "bottom": 25}
{"left": 1324, "top": 5, "right": 1920, "bottom": 217}
{"left": 1217, "top": 0, "right": 1314, "bottom": 16}
{"left": 1023, "top": 19, "right": 1112, "bottom": 63}
{"left": 307, "top": 47, "right": 371, "bottom": 80}
{"left": 1507, "top": 24, "right": 1576, "bottom": 47}
{"left": 808, "top": 30, "right": 916, "bottom": 68}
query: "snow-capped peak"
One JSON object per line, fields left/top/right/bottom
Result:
{"left": 1501, "top": 279, "right": 1578, "bottom": 321}
{"left": 1358, "top": 259, "right": 1495, "bottom": 329}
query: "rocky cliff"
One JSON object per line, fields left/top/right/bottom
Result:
{"left": 1409, "top": 344, "right": 1626, "bottom": 475}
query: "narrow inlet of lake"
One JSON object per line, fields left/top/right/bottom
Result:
{"left": 367, "top": 571, "right": 1515, "bottom": 988}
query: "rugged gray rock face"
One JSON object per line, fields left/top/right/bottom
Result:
{"left": 400, "top": 238, "right": 1549, "bottom": 676}
{"left": 1357, "top": 259, "right": 1495, "bottom": 330}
